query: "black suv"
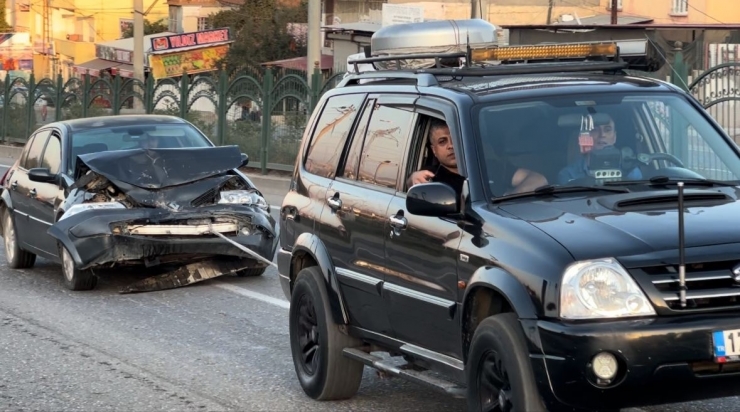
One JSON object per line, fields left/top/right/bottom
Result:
{"left": 277, "top": 21, "right": 740, "bottom": 412}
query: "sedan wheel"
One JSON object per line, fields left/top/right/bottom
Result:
{"left": 60, "top": 245, "right": 97, "bottom": 291}
{"left": 3, "top": 209, "right": 36, "bottom": 269}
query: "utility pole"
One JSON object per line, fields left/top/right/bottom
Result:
{"left": 133, "top": 0, "right": 144, "bottom": 110}
{"left": 307, "top": 0, "right": 320, "bottom": 88}
{"left": 546, "top": 0, "right": 554, "bottom": 24}
{"left": 471, "top": 0, "right": 480, "bottom": 19}
{"left": 610, "top": 0, "right": 618, "bottom": 24}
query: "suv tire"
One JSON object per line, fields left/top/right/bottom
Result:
{"left": 289, "top": 266, "right": 364, "bottom": 400}
{"left": 3, "top": 209, "right": 36, "bottom": 269}
{"left": 466, "top": 313, "right": 546, "bottom": 412}
{"left": 60, "top": 244, "right": 97, "bottom": 291}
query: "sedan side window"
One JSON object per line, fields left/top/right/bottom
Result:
{"left": 357, "top": 104, "right": 416, "bottom": 189}
{"left": 40, "top": 134, "right": 62, "bottom": 174}
{"left": 22, "top": 130, "right": 51, "bottom": 170}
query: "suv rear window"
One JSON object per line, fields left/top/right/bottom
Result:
{"left": 304, "top": 93, "right": 366, "bottom": 179}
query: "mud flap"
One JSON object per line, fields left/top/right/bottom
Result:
{"left": 119, "top": 259, "right": 250, "bottom": 294}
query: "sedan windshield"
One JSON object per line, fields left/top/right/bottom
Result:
{"left": 476, "top": 92, "right": 740, "bottom": 198}
{"left": 68, "top": 123, "right": 213, "bottom": 172}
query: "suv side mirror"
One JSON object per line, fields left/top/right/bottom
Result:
{"left": 406, "top": 182, "right": 459, "bottom": 216}
{"left": 28, "top": 167, "right": 57, "bottom": 184}
{"left": 240, "top": 153, "right": 249, "bottom": 168}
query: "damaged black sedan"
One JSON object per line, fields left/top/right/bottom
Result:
{"left": 0, "top": 115, "right": 278, "bottom": 292}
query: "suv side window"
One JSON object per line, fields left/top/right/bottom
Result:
{"left": 40, "top": 133, "right": 62, "bottom": 174}
{"left": 304, "top": 93, "right": 366, "bottom": 179}
{"left": 22, "top": 130, "right": 51, "bottom": 170}
{"left": 342, "top": 99, "right": 375, "bottom": 180}
{"left": 357, "top": 104, "right": 416, "bottom": 189}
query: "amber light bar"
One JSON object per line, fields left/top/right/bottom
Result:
{"left": 470, "top": 42, "right": 619, "bottom": 63}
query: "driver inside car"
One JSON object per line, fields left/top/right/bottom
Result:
{"left": 557, "top": 113, "right": 642, "bottom": 184}
{"left": 138, "top": 133, "right": 160, "bottom": 149}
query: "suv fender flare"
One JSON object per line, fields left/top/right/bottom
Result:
{"left": 463, "top": 266, "right": 540, "bottom": 320}
{"left": 292, "top": 232, "right": 349, "bottom": 325}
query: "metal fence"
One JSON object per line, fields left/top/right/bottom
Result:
{"left": 0, "top": 66, "right": 345, "bottom": 174}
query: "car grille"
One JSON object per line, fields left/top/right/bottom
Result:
{"left": 631, "top": 260, "right": 740, "bottom": 311}
{"left": 192, "top": 188, "right": 219, "bottom": 207}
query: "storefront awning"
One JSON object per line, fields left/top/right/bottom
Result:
{"left": 73, "top": 59, "right": 137, "bottom": 78}
{"left": 73, "top": 58, "right": 122, "bottom": 77}
{"left": 262, "top": 54, "right": 334, "bottom": 71}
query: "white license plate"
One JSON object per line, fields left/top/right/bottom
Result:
{"left": 712, "top": 329, "right": 740, "bottom": 360}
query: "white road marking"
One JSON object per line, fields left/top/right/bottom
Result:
{"left": 212, "top": 281, "right": 290, "bottom": 309}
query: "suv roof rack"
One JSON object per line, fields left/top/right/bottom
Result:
{"left": 338, "top": 37, "right": 662, "bottom": 88}
{"left": 338, "top": 60, "right": 629, "bottom": 88}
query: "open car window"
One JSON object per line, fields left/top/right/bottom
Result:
{"left": 476, "top": 92, "right": 740, "bottom": 198}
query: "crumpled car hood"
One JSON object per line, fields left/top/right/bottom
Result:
{"left": 76, "top": 145, "right": 243, "bottom": 189}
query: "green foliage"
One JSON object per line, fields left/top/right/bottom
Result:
{"left": 208, "top": 0, "right": 308, "bottom": 71}
{"left": 121, "top": 18, "right": 169, "bottom": 39}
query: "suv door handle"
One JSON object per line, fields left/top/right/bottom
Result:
{"left": 327, "top": 193, "right": 342, "bottom": 210}
{"left": 29, "top": 188, "right": 37, "bottom": 198}
{"left": 389, "top": 215, "right": 407, "bottom": 228}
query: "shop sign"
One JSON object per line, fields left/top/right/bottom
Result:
{"left": 150, "top": 28, "right": 231, "bottom": 52}
{"left": 95, "top": 45, "right": 133, "bottom": 64}
{"left": 148, "top": 44, "right": 229, "bottom": 79}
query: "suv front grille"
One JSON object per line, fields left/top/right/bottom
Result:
{"left": 631, "top": 260, "right": 740, "bottom": 311}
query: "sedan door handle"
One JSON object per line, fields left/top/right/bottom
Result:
{"left": 29, "top": 188, "right": 37, "bottom": 198}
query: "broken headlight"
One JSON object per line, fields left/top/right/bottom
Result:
{"left": 218, "top": 190, "right": 269, "bottom": 210}
{"left": 59, "top": 202, "right": 126, "bottom": 221}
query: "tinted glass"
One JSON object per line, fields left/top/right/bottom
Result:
{"left": 40, "top": 135, "right": 61, "bottom": 174}
{"left": 342, "top": 100, "right": 374, "bottom": 180}
{"left": 68, "top": 123, "right": 213, "bottom": 171}
{"left": 305, "top": 94, "right": 366, "bottom": 179}
{"left": 476, "top": 92, "right": 740, "bottom": 197}
{"left": 357, "top": 105, "right": 415, "bottom": 189}
{"left": 23, "top": 130, "right": 50, "bottom": 169}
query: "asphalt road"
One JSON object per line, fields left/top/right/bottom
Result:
{"left": 0, "top": 161, "right": 736, "bottom": 412}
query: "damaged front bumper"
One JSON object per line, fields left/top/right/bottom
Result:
{"left": 47, "top": 204, "right": 278, "bottom": 271}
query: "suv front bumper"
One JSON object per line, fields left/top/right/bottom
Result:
{"left": 533, "top": 314, "right": 740, "bottom": 410}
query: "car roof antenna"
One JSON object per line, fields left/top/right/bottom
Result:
{"left": 677, "top": 181, "right": 687, "bottom": 308}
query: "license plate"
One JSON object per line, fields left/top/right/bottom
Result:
{"left": 712, "top": 330, "right": 740, "bottom": 362}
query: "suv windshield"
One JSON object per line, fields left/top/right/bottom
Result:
{"left": 476, "top": 92, "right": 740, "bottom": 198}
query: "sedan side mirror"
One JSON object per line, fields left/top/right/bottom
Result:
{"left": 240, "top": 153, "right": 249, "bottom": 168}
{"left": 406, "top": 182, "right": 459, "bottom": 216}
{"left": 28, "top": 167, "right": 57, "bottom": 184}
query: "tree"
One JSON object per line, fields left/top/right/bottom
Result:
{"left": 208, "top": 0, "right": 308, "bottom": 71}
{"left": 0, "top": 0, "right": 12, "bottom": 32}
{"left": 121, "top": 18, "right": 169, "bottom": 38}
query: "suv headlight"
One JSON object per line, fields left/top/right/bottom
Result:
{"left": 59, "top": 202, "right": 126, "bottom": 221}
{"left": 218, "top": 190, "right": 269, "bottom": 210}
{"left": 560, "top": 258, "right": 656, "bottom": 319}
